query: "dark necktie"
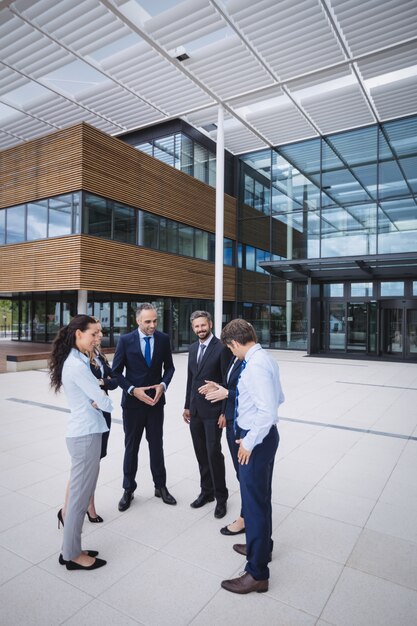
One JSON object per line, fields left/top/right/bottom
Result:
{"left": 197, "top": 343, "right": 206, "bottom": 368}
{"left": 144, "top": 336, "right": 151, "bottom": 366}
{"left": 234, "top": 359, "right": 247, "bottom": 435}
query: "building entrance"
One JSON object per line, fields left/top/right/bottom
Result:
{"left": 381, "top": 302, "right": 417, "bottom": 359}
{"left": 327, "top": 302, "right": 377, "bottom": 355}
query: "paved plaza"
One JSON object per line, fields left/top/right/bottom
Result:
{"left": 0, "top": 351, "right": 416, "bottom": 625}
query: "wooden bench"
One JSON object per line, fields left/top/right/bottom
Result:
{"left": 6, "top": 348, "right": 115, "bottom": 372}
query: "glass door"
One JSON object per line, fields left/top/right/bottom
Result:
{"left": 405, "top": 309, "right": 417, "bottom": 358}
{"left": 382, "top": 308, "right": 403, "bottom": 356}
{"left": 328, "top": 303, "right": 345, "bottom": 351}
{"left": 347, "top": 303, "right": 367, "bottom": 351}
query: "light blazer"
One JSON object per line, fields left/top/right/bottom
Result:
{"left": 112, "top": 329, "right": 175, "bottom": 410}
{"left": 185, "top": 336, "right": 229, "bottom": 419}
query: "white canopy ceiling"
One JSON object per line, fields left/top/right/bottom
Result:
{"left": 1, "top": 0, "right": 416, "bottom": 154}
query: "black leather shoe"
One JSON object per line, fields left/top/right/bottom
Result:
{"left": 220, "top": 522, "right": 245, "bottom": 536}
{"left": 66, "top": 557, "right": 107, "bottom": 571}
{"left": 190, "top": 493, "right": 215, "bottom": 508}
{"left": 118, "top": 490, "right": 134, "bottom": 512}
{"left": 233, "top": 543, "right": 272, "bottom": 562}
{"left": 155, "top": 487, "right": 177, "bottom": 505}
{"left": 59, "top": 551, "right": 98, "bottom": 565}
{"left": 214, "top": 502, "right": 227, "bottom": 519}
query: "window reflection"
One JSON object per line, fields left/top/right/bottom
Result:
{"left": 6, "top": 205, "right": 25, "bottom": 243}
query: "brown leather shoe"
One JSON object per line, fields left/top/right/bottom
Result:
{"left": 233, "top": 543, "right": 272, "bottom": 562}
{"left": 221, "top": 572, "right": 268, "bottom": 594}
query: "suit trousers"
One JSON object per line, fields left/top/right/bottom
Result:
{"left": 225, "top": 419, "right": 243, "bottom": 518}
{"left": 122, "top": 406, "right": 166, "bottom": 492}
{"left": 190, "top": 412, "right": 228, "bottom": 504}
{"left": 239, "top": 425, "right": 279, "bottom": 581}
{"left": 62, "top": 433, "right": 102, "bottom": 561}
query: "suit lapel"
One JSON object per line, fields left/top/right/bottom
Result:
{"left": 132, "top": 330, "right": 147, "bottom": 367}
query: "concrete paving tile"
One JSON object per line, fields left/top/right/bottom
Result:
{"left": 268, "top": 543, "right": 344, "bottom": 617}
{"left": 366, "top": 500, "right": 417, "bottom": 543}
{"left": 101, "top": 551, "right": 220, "bottom": 626}
{"left": 277, "top": 509, "right": 362, "bottom": 564}
{"left": 0, "top": 566, "right": 92, "bottom": 625}
{"left": 348, "top": 528, "right": 417, "bottom": 591}
{"left": 63, "top": 599, "right": 144, "bottom": 626}
{"left": 321, "top": 567, "right": 417, "bottom": 626}
{"left": 297, "top": 485, "right": 376, "bottom": 527}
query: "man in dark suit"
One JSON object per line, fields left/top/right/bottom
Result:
{"left": 112, "top": 303, "right": 176, "bottom": 511}
{"left": 183, "top": 310, "right": 229, "bottom": 519}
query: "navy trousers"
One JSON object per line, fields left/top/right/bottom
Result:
{"left": 239, "top": 425, "right": 279, "bottom": 580}
{"left": 122, "top": 406, "right": 166, "bottom": 491}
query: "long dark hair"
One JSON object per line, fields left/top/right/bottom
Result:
{"left": 49, "top": 314, "right": 97, "bottom": 392}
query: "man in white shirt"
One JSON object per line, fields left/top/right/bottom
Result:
{"left": 219, "top": 318, "right": 284, "bottom": 594}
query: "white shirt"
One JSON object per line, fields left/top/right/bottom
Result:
{"left": 139, "top": 329, "right": 154, "bottom": 360}
{"left": 62, "top": 348, "right": 113, "bottom": 438}
{"left": 236, "top": 344, "right": 284, "bottom": 452}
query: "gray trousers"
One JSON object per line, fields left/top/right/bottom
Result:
{"left": 62, "top": 433, "right": 102, "bottom": 561}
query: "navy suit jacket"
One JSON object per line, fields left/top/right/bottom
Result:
{"left": 112, "top": 329, "right": 175, "bottom": 411}
{"left": 185, "top": 336, "right": 230, "bottom": 419}
{"left": 222, "top": 357, "right": 243, "bottom": 422}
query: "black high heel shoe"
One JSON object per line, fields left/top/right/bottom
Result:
{"left": 57, "top": 509, "right": 64, "bottom": 529}
{"left": 86, "top": 511, "right": 104, "bottom": 523}
{"left": 66, "top": 557, "right": 107, "bottom": 570}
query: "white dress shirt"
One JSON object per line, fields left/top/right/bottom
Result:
{"left": 139, "top": 329, "right": 154, "bottom": 359}
{"left": 236, "top": 344, "right": 285, "bottom": 452}
{"left": 62, "top": 348, "right": 113, "bottom": 438}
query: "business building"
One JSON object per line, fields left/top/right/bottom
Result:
{"left": 1, "top": 0, "right": 416, "bottom": 360}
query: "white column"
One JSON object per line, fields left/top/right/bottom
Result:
{"left": 214, "top": 105, "right": 225, "bottom": 338}
{"left": 77, "top": 289, "right": 88, "bottom": 314}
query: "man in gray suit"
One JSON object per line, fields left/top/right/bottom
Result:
{"left": 183, "top": 311, "right": 229, "bottom": 519}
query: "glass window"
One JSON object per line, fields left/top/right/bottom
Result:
{"left": 194, "top": 143, "right": 208, "bottom": 183}
{"left": 324, "top": 283, "right": 344, "bottom": 297}
{"left": 136, "top": 141, "right": 153, "bottom": 156}
{"left": 208, "top": 152, "right": 216, "bottom": 187}
{"left": 380, "top": 281, "right": 404, "bottom": 297}
{"left": 159, "top": 219, "right": 178, "bottom": 254}
{"left": 6, "top": 205, "right": 25, "bottom": 243}
{"left": 27, "top": 200, "right": 47, "bottom": 241}
{"left": 208, "top": 232, "right": 215, "bottom": 261}
{"left": 49, "top": 195, "right": 73, "bottom": 237}
{"left": 224, "top": 238, "right": 234, "bottom": 266}
{"left": 351, "top": 282, "right": 373, "bottom": 297}
{"left": 244, "top": 174, "right": 254, "bottom": 206}
{"left": 378, "top": 199, "right": 417, "bottom": 254}
{"left": 84, "top": 194, "right": 111, "bottom": 238}
{"left": 379, "top": 160, "right": 409, "bottom": 200}
{"left": 195, "top": 229, "right": 209, "bottom": 260}
{"left": 321, "top": 203, "right": 376, "bottom": 257}
{"left": 114, "top": 202, "right": 136, "bottom": 244}
{"left": 413, "top": 281, "right": 417, "bottom": 296}
{"left": 0, "top": 209, "right": 5, "bottom": 244}
{"left": 245, "top": 245, "right": 256, "bottom": 272}
{"left": 143, "top": 213, "right": 159, "bottom": 248}
{"left": 181, "top": 135, "right": 193, "bottom": 177}
{"left": 154, "top": 135, "right": 175, "bottom": 167}
{"left": 178, "top": 225, "right": 194, "bottom": 256}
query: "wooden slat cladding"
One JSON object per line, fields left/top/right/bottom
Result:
{"left": 1, "top": 122, "right": 237, "bottom": 240}
{"left": 0, "top": 126, "right": 83, "bottom": 208}
{"left": 0, "top": 234, "right": 236, "bottom": 301}
{"left": 81, "top": 124, "right": 237, "bottom": 239}
{"left": 0, "top": 236, "right": 82, "bottom": 292}
{"left": 79, "top": 236, "right": 235, "bottom": 301}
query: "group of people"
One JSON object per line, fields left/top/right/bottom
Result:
{"left": 49, "top": 305, "right": 284, "bottom": 593}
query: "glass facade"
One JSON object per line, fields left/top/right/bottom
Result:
{"left": 135, "top": 132, "right": 217, "bottom": 187}
{"left": 238, "top": 114, "right": 417, "bottom": 357}
{"left": 1, "top": 192, "right": 235, "bottom": 267}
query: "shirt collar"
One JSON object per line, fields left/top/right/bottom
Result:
{"left": 138, "top": 329, "right": 153, "bottom": 341}
{"left": 244, "top": 343, "right": 262, "bottom": 363}
{"left": 71, "top": 348, "right": 90, "bottom": 365}
{"left": 200, "top": 333, "right": 213, "bottom": 347}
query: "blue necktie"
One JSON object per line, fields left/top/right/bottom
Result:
{"left": 144, "top": 336, "right": 151, "bottom": 366}
{"left": 233, "top": 359, "right": 247, "bottom": 436}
